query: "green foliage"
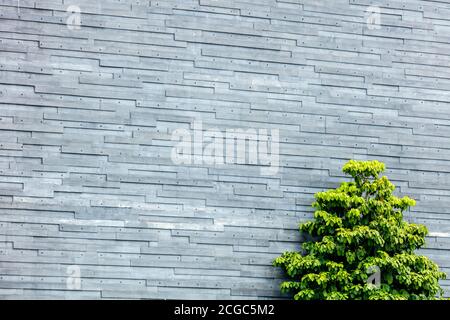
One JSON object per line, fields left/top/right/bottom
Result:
{"left": 274, "top": 160, "right": 447, "bottom": 300}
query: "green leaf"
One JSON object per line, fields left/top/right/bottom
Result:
{"left": 273, "top": 160, "right": 446, "bottom": 300}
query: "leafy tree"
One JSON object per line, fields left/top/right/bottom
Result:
{"left": 274, "top": 160, "right": 447, "bottom": 300}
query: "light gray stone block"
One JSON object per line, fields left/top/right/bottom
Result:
{"left": 0, "top": 0, "right": 449, "bottom": 300}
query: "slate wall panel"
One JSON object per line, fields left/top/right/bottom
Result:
{"left": 0, "top": 0, "right": 450, "bottom": 299}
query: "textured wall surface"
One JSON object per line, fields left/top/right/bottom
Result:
{"left": 1, "top": 0, "right": 450, "bottom": 299}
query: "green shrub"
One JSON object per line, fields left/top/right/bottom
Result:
{"left": 274, "top": 160, "right": 447, "bottom": 300}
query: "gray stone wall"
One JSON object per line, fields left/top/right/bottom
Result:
{"left": 0, "top": 0, "right": 449, "bottom": 299}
